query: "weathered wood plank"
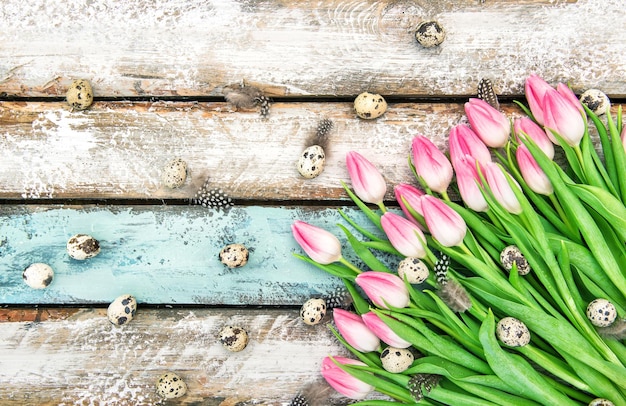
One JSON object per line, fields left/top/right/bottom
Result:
{"left": 0, "top": 308, "right": 355, "bottom": 405}
{"left": 1, "top": 0, "right": 623, "bottom": 98}
{"left": 0, "top": 100, "right": 496, "bottom": 200}
{"left": 0, "top": 205, "right": 393, "bottom": 305}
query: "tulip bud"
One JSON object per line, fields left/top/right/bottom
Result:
{"left": 361, "top": 311, "right": 412, "bottom": 348}
{"left": 394, "top": 184, "right": 425, "bottom": 227}
{"left": 355, "top": 271, "right": 410, "bottom": 309}
{"left": 291, "top": 220, "right": 342, "bottom": 264}
{"left": 513, "top": 117, "right": 555, "bottom": 160}
{"left": 333, "top": 309, "right": 381, "bottom": 352}
{"left": 464, "top": 98, "right": 510, "bottom": 148}
{"left": 454, "top": 155, "right": 488, "bottom": 212}
{"left": 484, "top": 162, "right": 522, "bottom": 214}
{"left": 346, "top": 151, "right": 387, "bottom": 204}
{"left": 321, "top": 356, "right": 374, "bottom": 399}
{"left": 516, "top": 145, "right": 553, "bottom": 196}
{"left": 421, "top": 195, "right": 467, "bottom": 247}
{"left": 411, "top": 136, "right": 453, "bottom": 194}
{"left": 524, "top": 74, "right": 554, "bottom": 125}
{"left": 449, "top": 124, "right": 492, "bottom": 166}
{"left": 380, "top": 212, "right": 427, "bottom": 258}
{"left": 556, "top": 83, "right": 584, "bottom": 113}
{"left": 542, "top": 88, "right": 585, "bottom": 147}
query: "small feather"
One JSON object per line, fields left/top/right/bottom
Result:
{"left": 408, "top": 374, "right": 441, "bottom": 401}
{"left": 290, "top": 380, "right": 333, "bottom": 406}
{"left": 477, "top": 78, "right": 500, "bottom": 110}
{"left": 437, "top": 279, "right": 472, "bottom": 313}
{"left": 305, "top": 118, "right": 334, "bottom": 150}
{"left": 192, "top": 178, "right": 234, "bottom": 211}
{"left": 598, "top": 319, "right": 626, "bottom": 340}
{"left": 223, "top": 84, "right": 271, "bottom": 117}
{"left": 434, "top": 254, "right": 450, "bottom": 285}
{"left": 324, "top": 286, "right": 353, "bottom": 310}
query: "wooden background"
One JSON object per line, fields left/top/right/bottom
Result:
{"left": 1, "top": 0, "right": 624, "bottom": 404}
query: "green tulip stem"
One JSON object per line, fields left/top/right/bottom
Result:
{"left": 377, "top": 201, "right": 388, "bottom": 213}
{"left": 548, "top": 193, "right": 576, "bottom": 235}
{"left": 339, "top": 257, "right": 363, "bottom": 274}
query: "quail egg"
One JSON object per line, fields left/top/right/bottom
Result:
{"left": 219, "top": 325, "right": 249, "bottom": 352}
{"left": 161, "top": 158, "right": 188, "bottom": 188}
{"left": 298, "top": 145, "right": 326, "bottom": 179}
{"left": 156, "top": 372, "right": 187, "bottom": 399}
{"left": 580, "top": 89, "right": 610, "bottom": 116}
{"left": 499, "top": 245, "right": 530, "bottom": 275}
{"left": 354, "top": 92, "right": 387, "bottom": 119}
{"left": 586, "top": 298, "right": 617, "bottom": 327}
{"left": 300, "top": 298, "right": 327, "bottom": 325}
{"left": 380, "top": 346, "right": 414, "bottom": 373}
{"left": 22, "top": 263, "right": 54, "bottom": 289}
{"left": 415, "top": 21, "right": 446, "bottom": 48}
{"left": 107, "top": 294, "right": 137, "bottom": 326}
{"left": 398, "top": 257, "right": 429, "bottom": 284}
{"left": 66, "top": 79, "right": 94, "bottom": 110}
{"left": 219, "top": 243, "right": 249, "bottom": 268}
{"left": 67, "top": 234, "right": 101, "bottom": 260}
{"left": 588, "top": 399, "right": 615, "bottom": 406}
{"left": 496, "top": 317, "right": 530, "bottom": 347}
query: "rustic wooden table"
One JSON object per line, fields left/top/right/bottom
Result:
{"left": 1, "top": 0, "right": 624, "bottom": 404}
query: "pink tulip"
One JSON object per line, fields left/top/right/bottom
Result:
{"left": 355, "top": 271, "right": 410, "bottom": 309}
{"left": 411, "top": 136, "right": 453, "bottom": 194}
{"left": 449, "top": 124, "right": 492, "bottom": 166}
{"left": 380, "top": 212, "right": 427, "bottom": 258}
{"left": 556, "top": 83, "right": 584, "bottom": 113}
{"left": 454, "top": 155, "right": 488, "bottom": 212}
{"left": 542, "top": 88, "right": 585, "bottom": 147}
{"left": 333, "top": 309, "right": 381, "bottom": 352}
{"left": 525, "top": 74, "right": 554, "bottom": 125}
{"left": 394, "top": 183, "right": 425, "bottom": 227}
{"left": 321, "top": 356, "right": 374, "bottom": 399}
{"left": 484, "top": 162, "right": 522, "bottom": 214}
{"left": 514, "top": 117, "right": 555, "bottom": 160}
{"left": 421, "top": 195, "right": 467, "bottom": 247}
{"left": 464, "top": 98, "right": 510, "bottom": 148}
{"left": 291, "top": 220, "right": 342, "bottom": 264}
{"left": 346, "top": 151, "right": 387, "bottom": 204}
{"left": 361, "top": 311, "right": 412, "bottom": 348}
{"left": 516, "top": 145, "right": 553, "bottom": 195}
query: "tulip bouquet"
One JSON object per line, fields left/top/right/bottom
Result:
{"left": 291, "top": 74, "right": 626, "bottom": 405}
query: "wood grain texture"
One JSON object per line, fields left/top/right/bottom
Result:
{"left": 0, "top": 205, "right": 395, "bottom": 305}
{"left": 0, "top": 100, "right": 502, "bottom": 200}
{"left": 2, "top": 0, "right": 624, "bottom": 98}
{"left": 0, "top": 308, "right": 358, "bottom": 405}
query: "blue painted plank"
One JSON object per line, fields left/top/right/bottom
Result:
{"left": 0, "top": 205, "right": 391, "bottom": 305}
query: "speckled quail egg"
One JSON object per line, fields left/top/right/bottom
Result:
{"left": 66, "top": 79, "right": 94, "bottom": 110}
{"left": 22, "top": 263, "right": 54, "bottom": 289}
{"left": 156, "top": 372, "right": 187, "bottom": 399}
{"left": 161, "top": 158, "right": 188, "bottom": 188}
{"left": 380, "top": 346, "right": 414, "bottom": 373}
{"left": 415, "top": 20, "right": 446, "bottom": 48}
{"left": 354, "top": 92, "right": 387, "bottom": 119}
{"left": 219, "top": 243, "right": 249, "bottom": 268}
{"left": 588, "top": 398, "right": 615, "bottom": 406}
{"left": 219, "top": 325, "right": 249, "bottom": 352}
{"left": 107, "top": 294, "right": 137, "bottom": 326}
{"left": 496, "top": 317, "right": 531, "bottom": 347}
{"left": 586, "top": 298, "right": 617, "bottom": 327}
{"left": 300, "top": 298, "right": 327, "bottom": 325}
{"left": 499, "top": 245, "right": 530, "bottom": 275}
{"left": 67, "top": 234, "right": 101, "bottom": 260}
{"left": 580, "top": 89, "right": 610, "bottom": 116}
{"left": 398, "top": 257, "right": 429, "bottom": 284}
{"left": 298, "top": 145, "right": 326, "bottom": 179}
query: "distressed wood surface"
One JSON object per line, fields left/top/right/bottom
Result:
{"left": 0, "top": 100, "right": 506, "bottom": 200}
{"left": 0, "top": 307, "right": 358, "bottom": 405}
{"left": 0, "top": 205, "right": 394, "bottom": 305}
{"left": 1, "top": 0, "right": 625, "bottom": 98}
